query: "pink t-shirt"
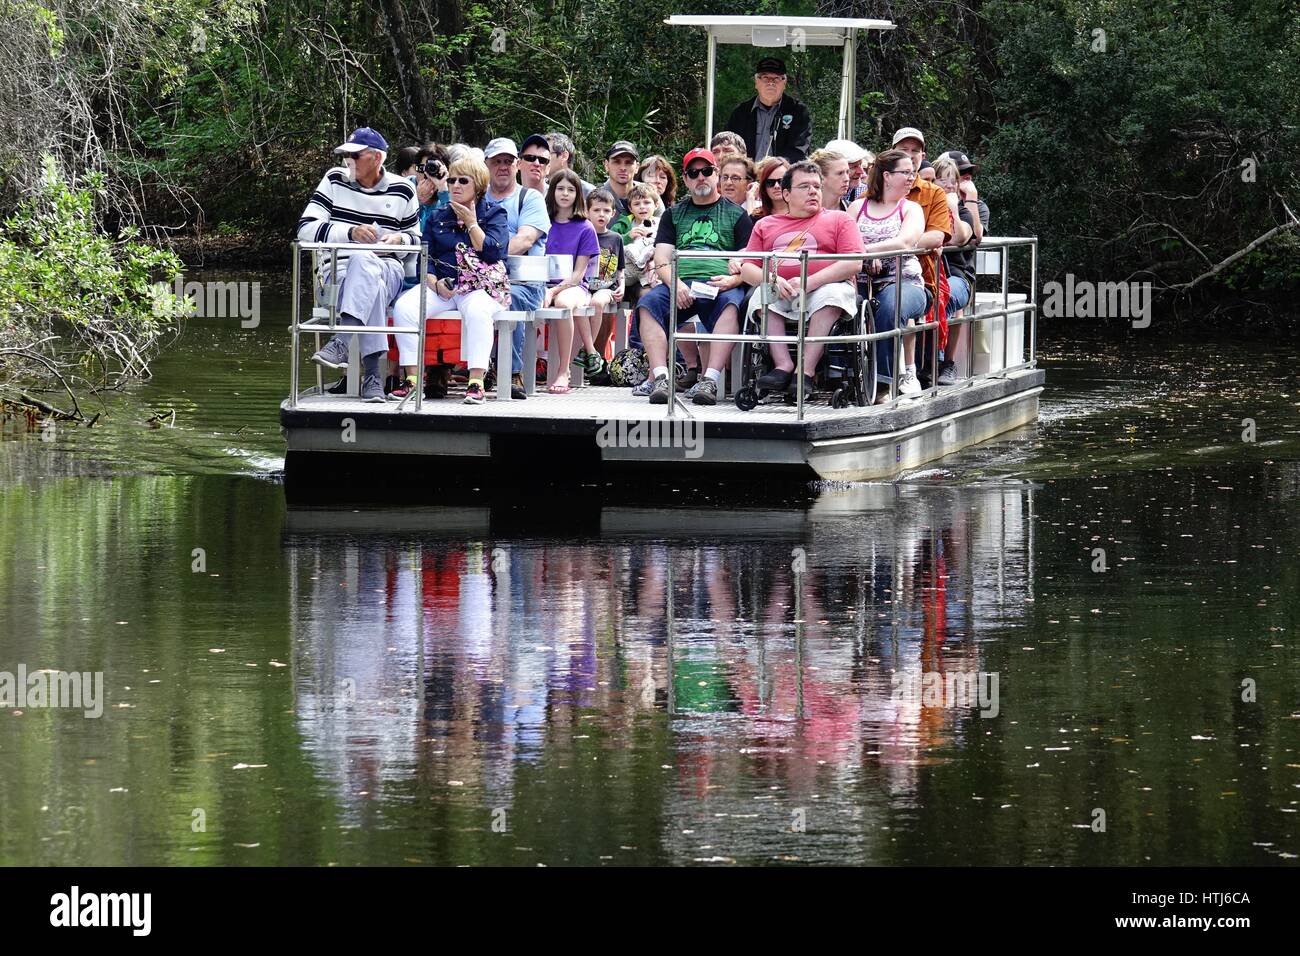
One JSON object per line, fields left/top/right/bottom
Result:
{"left": 742, "top": 208, "right": 864, "bottom": 280}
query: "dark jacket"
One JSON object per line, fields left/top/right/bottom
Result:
{"left": 421, "top": 197, "right": 509, "bottom": 284}
{"left": 723, "top": 93, "right": 812, "bottom": 163}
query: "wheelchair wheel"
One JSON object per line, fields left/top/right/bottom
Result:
{"left": 734, "top": 387, "right": 758, "bottom": 411}
{"left": 831, "top": 388, "right": 850, "bottom": 409}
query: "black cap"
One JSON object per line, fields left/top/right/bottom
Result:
{"left": 605, "top": 140, "right": 639, "bottom": 160}
{"left": 919, "top": 158, "right": 933, "bottom": 171}
{"left": 943, "top": 150, "right": 977, "bottom": 173}
{"left": 755, "top": 56, "right": 786, "bottom": 75}
{"left": 520, "top": 133, "right": 550, "bottom": 154}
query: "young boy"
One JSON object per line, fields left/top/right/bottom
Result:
{"left": 584, "top": 188, "right": 626, "bottom": 373}
{"left": 621, "top": 181, "right": 661, "bottom": 309}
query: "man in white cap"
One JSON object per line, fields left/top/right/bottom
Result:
{"left": 823, "top": 138, "right": 870, "bottom": 205}
{"left": 483, "top": 135, "right": 551, "bottom": 399}
{"left": 891, "top": 126, "right": 952, "bottom": 389}
{"left": 297, "top": 127, "right": 421, "bottom": 402}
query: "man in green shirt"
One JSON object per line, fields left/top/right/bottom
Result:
{"left": 635, "top": 148, "right": 753, "bottom": 406}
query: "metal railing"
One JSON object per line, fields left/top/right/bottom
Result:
{"left": 288, "top": 240, "right": 428, "bottom": 410}
{"left": 665, "top": 236, "right": 1038, "bottom": 420}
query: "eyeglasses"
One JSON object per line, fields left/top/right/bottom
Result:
{"left": 763, "top": 177, "right": 784, "bottom": 188}
{"left": 520, "top": 154, "right": 550, "bottom": 165}
{"left": 720, "top": 174, "right": 746, "bottom": 183}
{"left": 789, "top": 182, "right": 821, "bottom": 192}
{"left": 756, "top": 74, "right": 784, "bottom": 83}
{"left": 886, "top": 168, "right": 917, "bottom": 179}
{"left": 684, "top": 165, "right": 716, "bottom": 180}
{"left": 447, "top": 176, "right": 475, "bottom": 186}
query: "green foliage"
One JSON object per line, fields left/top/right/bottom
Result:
{"left": 0, "top": 157, "right": 184, "bottom": 386}
{"left": 981, "top": 0, "right": 1300, "bottom": 291}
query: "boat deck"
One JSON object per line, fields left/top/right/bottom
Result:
{"left": 280, "top": 368, "right": 1043, "bottom": 493}
{"left": 282, "top": 370, "right": 1042, "bottom": 441}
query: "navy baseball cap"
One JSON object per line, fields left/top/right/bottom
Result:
{"left": 520, "top": 134, "right": 550, "bottom": 153}
{"left": 334, "top": 128, "right": 389, "bottom": 154}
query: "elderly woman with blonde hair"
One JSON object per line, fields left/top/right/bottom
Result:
{"left": 390, "top": 156, "right": 510, "bottom": 405}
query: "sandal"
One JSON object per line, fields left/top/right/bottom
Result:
{"left": 548, "top": 381, "right": 572, "bottom": 394}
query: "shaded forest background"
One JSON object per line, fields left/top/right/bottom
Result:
{"left": 3, "top": 0, "right": 1299, "bottom": 328}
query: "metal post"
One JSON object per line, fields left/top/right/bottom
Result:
{"left": 667, "top": 252, "right": 678, "bottom": 418}
{"left": 1000, "top": 239, "right": 1010, "bottom": 375}
{"left": 795, "top": 249, "right": 808, "bottom": 421}
{"left": 1029, "top": 239, "right": 1038, "bottom": 367}
{"left": 415, "top": 247, "right": 427, "bottom": 411}
{"left": 290, "top": 241, "right": 301, "bottom": 408}
{"left": 705, "top": 33, "right": 717, "bottom": 146}
{"left": 839, "top": 33, "right": 854, "bottom": 140}
{"left": 892, "top": 253, "right": 902, "bottom": 401}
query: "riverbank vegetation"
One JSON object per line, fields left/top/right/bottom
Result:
{"left": 0, "top": 0, "right": 1297, "bottom": 335}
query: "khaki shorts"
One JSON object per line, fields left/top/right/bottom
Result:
{"left": 747, "top": 280, "right": 859, "bottom": 323}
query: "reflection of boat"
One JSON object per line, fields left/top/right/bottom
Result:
{"left": 283, "top": 484, "right": 1035, "bottom": 847}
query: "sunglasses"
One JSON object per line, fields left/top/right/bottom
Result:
{"left": 684, "top": 165, "right": 716, "bottom": 180}
{"left": 763, "top": 176, "right": 784, "bottom": 188}
{"left": 520, "top": 154, "right": 550, "bottom": 165}
{"left": 447, "top": 176, "right": 475, "bottom": 186}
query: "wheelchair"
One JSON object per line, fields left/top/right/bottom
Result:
{"left": 732, "top": 277, "right": 875, "bottom": 411}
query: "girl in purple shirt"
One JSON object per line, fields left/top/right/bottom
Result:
{"left": 542, "top": 169, "right": 599, "bottom": 393}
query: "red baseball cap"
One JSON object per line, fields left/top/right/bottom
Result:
{"left": 682, "top": 148, "right": 717, "bottom": 171}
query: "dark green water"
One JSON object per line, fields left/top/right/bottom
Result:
{"left": 2, "top": 282, "right": 1299, "bottom": 865}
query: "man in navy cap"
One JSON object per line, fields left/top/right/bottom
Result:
{"left": 722, "top": 56, "right": 812, "bottom": 163}
{"left": 296, "top": 127, "right": 421, "bottom": 402}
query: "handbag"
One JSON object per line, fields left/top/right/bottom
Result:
{"left": 453, "top": 242, "right": 512, "bottom": 310}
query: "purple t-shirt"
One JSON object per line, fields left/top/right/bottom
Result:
{"left": 546, "top": 219, "right": 601, "bottom": 288}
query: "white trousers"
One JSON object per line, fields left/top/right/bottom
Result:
{"left": 320, "top": 251, "right": 405, "bottom": 358}
{"left": 392, "top": 283, "right": 498, "bottom": 370}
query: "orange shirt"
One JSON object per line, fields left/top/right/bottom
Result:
{"left": 908, "top": 177, "right": 952, "bottom": 290}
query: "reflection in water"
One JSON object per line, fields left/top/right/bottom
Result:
{"left": 285, "top": 486, "right": 1035, "bottom": 858}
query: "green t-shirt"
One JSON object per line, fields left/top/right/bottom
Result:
{"left": 654, "top": 197, "right": 753, "bottom": 282}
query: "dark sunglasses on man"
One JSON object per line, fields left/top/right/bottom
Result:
{"left": 684, "top": 165, "right": 716, "bottom": 180}
{"left": 519, "top": 154, "right": 550, "bottom": 165}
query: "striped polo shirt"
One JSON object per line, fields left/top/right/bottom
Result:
{"left": 296, "top": 167, "right": 422, "bottom": 276}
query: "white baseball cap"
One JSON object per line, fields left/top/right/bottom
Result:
{"left": 891, "top": 127, "right": 926, "bottom": 147}
{"left": 823, "top": 139, "right": 867, "bottom": 164}
{"left": 483, "top": 137, "right": 519, "bottom": 160}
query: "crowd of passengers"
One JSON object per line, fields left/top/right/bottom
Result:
{"left": 296, "top": 55, "right": 990, "bottom": 406}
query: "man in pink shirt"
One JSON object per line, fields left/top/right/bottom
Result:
{"left": 737, "top": 160, "right": 864, "bottom": 395}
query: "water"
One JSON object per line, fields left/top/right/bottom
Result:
{"left": 1, "top": 283, "right": 1298, "bottom": 865}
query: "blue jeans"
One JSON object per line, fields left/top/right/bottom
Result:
{"left": 509, "top": 281, "right": 544, "bottom": 373}
{"left": 946, "top": 274, "right": 971, "bottom": 316}
{"left": 872, "top": 280, "right": 928, "bottom": 382}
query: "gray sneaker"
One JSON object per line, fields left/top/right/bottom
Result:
{"left": 689, "top": 376, "right": 718, "bottom": 405}
{"left": 936, "top": 360, "right": 957, "bottom": 387}
{"left": 310, "top": 335, "right": 351, "bottom": 370}
{"left": 361, "top": 373, "right": 387, "bottom": 403}
{"left": 631, "top": 376, "right": 655, "bottom": 397}
{"left": 648, "top": 373, "right": 671, "bottom": 404}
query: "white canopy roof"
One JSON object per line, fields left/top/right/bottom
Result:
{"left": 664, "top": 15, "right": 895, "bottom": 47}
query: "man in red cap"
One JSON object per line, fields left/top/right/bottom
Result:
{"left": 634, "top": 147, "right": 752, "bottom": 405}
